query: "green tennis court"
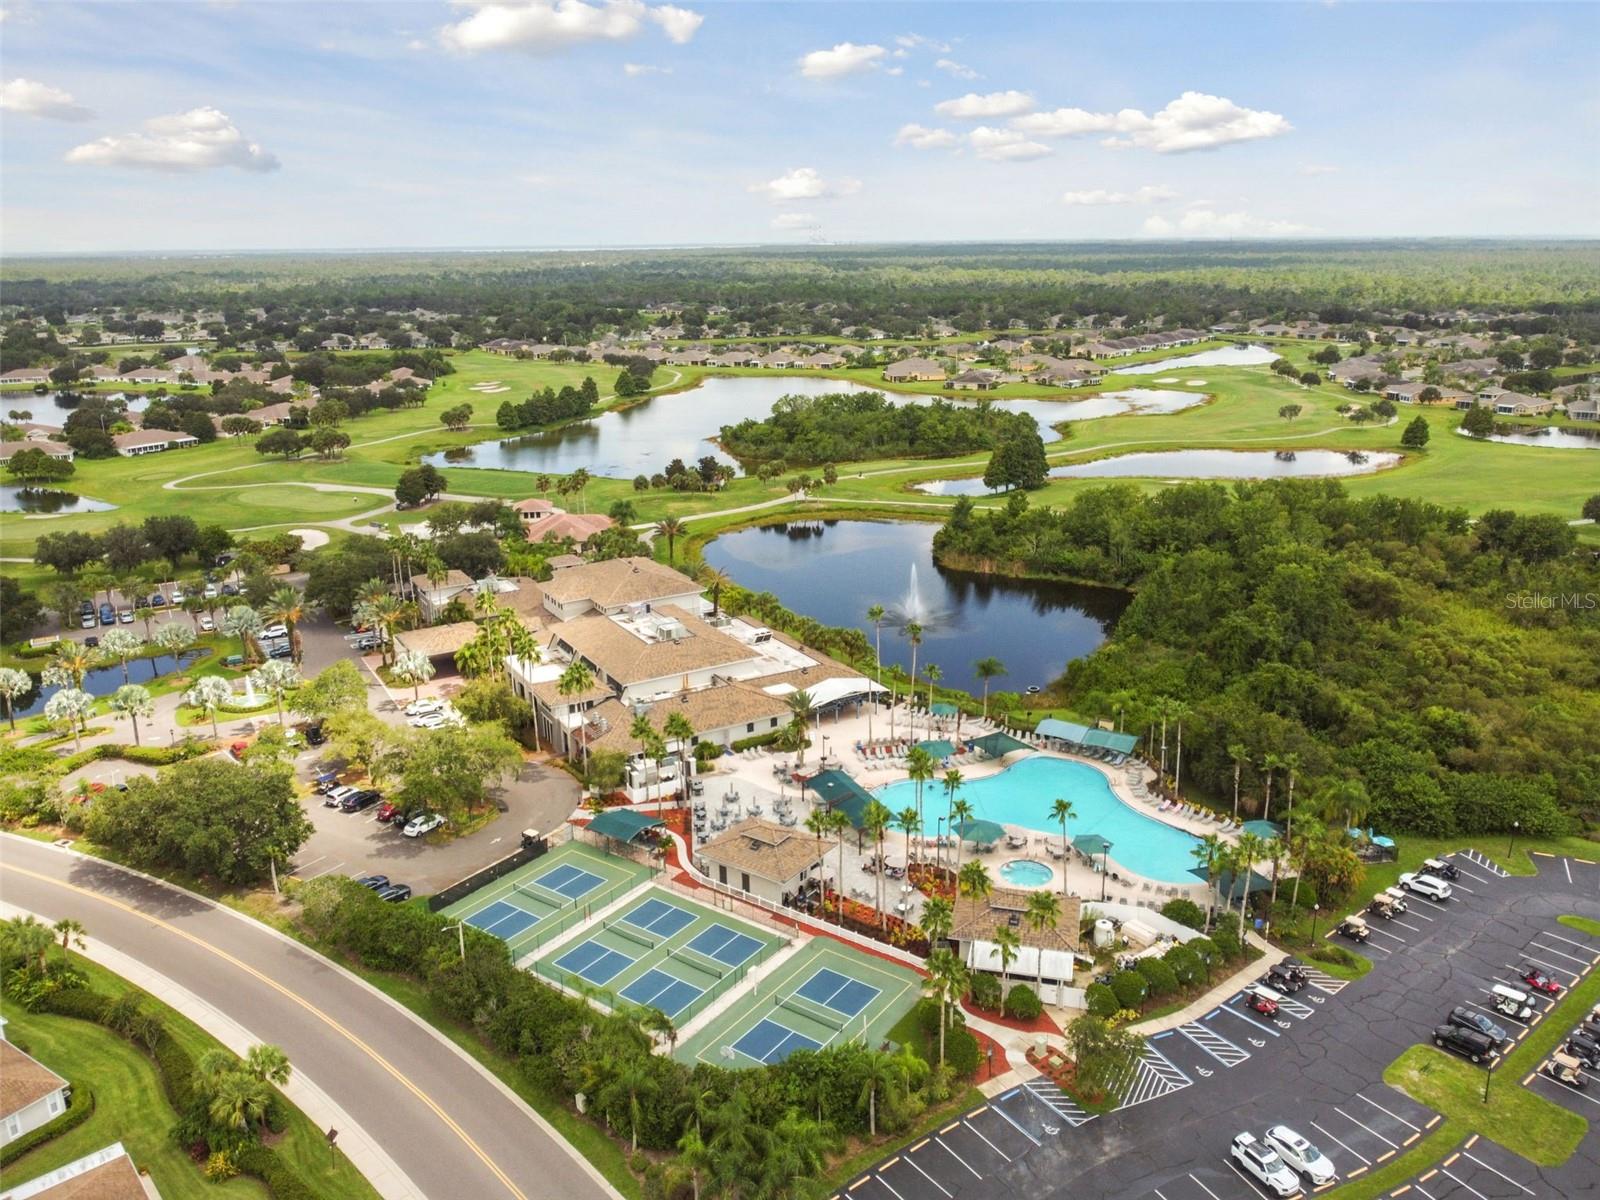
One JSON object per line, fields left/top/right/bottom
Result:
{"left": 676, "top": 938, "right": 922, "bottom": 1068}
{"left": 438, "top": 841, "right": 652, "bottom": 961}
{"left": 532, "top": 887, "right": 785, "bottom": 1025}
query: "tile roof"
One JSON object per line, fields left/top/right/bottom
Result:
{"left": 949, "top": 889, "right": 1082, "bottom": 952}
{"left": 539, "top": 556, "right": 700, "bottom": 609}
{"left": 698, "top": 817, "right": 825, "bottom": 884}
{"left": 554, "top": 605, "right": 752, "bottom": 686}
{"left": 0, "top": 1039, "right": 68, "bottom": 1120}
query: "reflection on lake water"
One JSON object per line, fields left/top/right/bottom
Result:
{"left": 0, "top": 485, "right": 117, "bottom": 514}
{"left": 915, "top": 448, "right": 1403, "bottom": 495}
{"left": 5, "top": 391, "right": 150, "bottom": 421}
{"left": 14, "top": 648, "right": 212, "bottom": 719}
{"left": 1455, "top": 427, "right": 1599, "bottom": 450}
{"left": 701, "top": 519, "right": 1127, "bottom": 694}
{"left": 1117, "top": 344, "right": 1278, "bottom": 374}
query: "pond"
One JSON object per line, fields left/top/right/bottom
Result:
{"left": 424, "top": 375, "right": 1092, "bottom": 479}
{"left": 912, "top": 448, "right": 1402, "bottom": 495}
{"left": 0, "top": 485, "right": 117, "bottom": 514}
{"left": 1455, "top": 426, "right": 1599, "bottom": 450}
{"left": 4, "top": 390, "right": 149, "bottom": 421}
{"left": 1043, "top": 388, "right": 1210, "bottom": 421}
{"left": 1116, "top": 344, "right": 1278, "bottom": 374}
{"left": 12, "top": 647, "right": 212, "bottom": 719}
{"left": 701, "top": 519, "right": 1127, "bottom": 694}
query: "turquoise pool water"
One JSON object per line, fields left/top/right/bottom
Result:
{"left": 874, "top": 754, "right": 1200, "bottom": 883}
{"left": 999, "top": 859, "right": 1054, "bottom": 887}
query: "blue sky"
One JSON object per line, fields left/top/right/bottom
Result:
{"left": 1, "top": 1, "right": 1595, "bottom": 252}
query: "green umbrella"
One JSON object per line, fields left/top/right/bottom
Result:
{"left": 953, "top": 818, "right": 1005, "bottom": 844}
{"left": 1240, "top": 820, "right": 1284, "bottom": 839}
{"left": 1072, "top": 833, "right": 1112, "bottom": 856}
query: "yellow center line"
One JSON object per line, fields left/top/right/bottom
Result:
{"left": 10, "top": 864, "right": 528, "bottom": 1200}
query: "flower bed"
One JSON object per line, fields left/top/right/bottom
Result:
{"left": 908, "top": 863, "right": 957, "bottom": 900}
{"left": 819, "top": 890, "right": 930, "bottom": 955}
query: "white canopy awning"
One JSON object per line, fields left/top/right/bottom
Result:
{"left": 965, "top": 939, "right": 1075, "bottom": 985}
{"left": 798, "top": 676, "right": 889, "bottom": 710}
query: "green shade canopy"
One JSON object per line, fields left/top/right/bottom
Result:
{"left": 916, "top": 738, "right": 956, "bottom": 760}
{"left": 1240, "top": 820, "right": 1284, "bottom": 839}
{"left": 587, "top": 808, "right": 665, "bottom": 843}
{"left": 1193, "top": 865, "right": 1273, "bottom": 897}
{"left": 1073, "top": 833, "right": 1113, "bottom": 855}
{"left": 802, "top": 767, "right": 875, "bottom": 828}
{"left": 953, "top": 818, "right": 1006, "bottom": 844}
{"left": 970, "top": 731, "right": 1030, "bottom": 756}
{"left": 931, "top": 702, "right": 959, "bottom": 716}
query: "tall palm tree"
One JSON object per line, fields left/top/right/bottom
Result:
{"left": 924, "top": 663, "right": 942, "bottom": 730}
{"left": 1192, "top": 833, "right": 1225, "bottom": 930}
{"left": 865, "top": 603, "right": 886, "bottom": 744}
{"left": 947, "top": 797, "right": 974, "bottom": 880}
{"left": 557, "top": 659, "right": 597, "bottom": 767}
{"left": 662, "top": 710, "right": 696, "bottom": 807}
{"left": 655, "top": 516, "right": 685, "bottom": 561}
{"left": 1231, "top": 832, "right": 1269, "bottom": 942}
{"left": 1261, "top": 752, "right": 1285, "bottom": 821}
{"left": 904, "top": 746, "right": 936, "bottom": 856}
{"left": 677, "top": 1125, "right": 712, "bottom": 1200}
{"left": 895, "top": 806, "right": 920, "bottom": 874}
{"left": 827, "top": 807, "right": 852, "bottom": 926}
{"left": 1287, "top": 814, "right": 1324, "bottom": 914}
{"left": 1168, "top": 698, "right": 1192, "bottom": 797}
{"left": 958, "top": 859, "right": 993, "bottom": 927}
{"left": 601, "top": 1059, "right": 655, "bottom": 1154}
{"left": 857, "top": 1047, "right": 908, "bottom": 1138}
{"left": 1280, "top": 751, "right": 1301, "bottom": 839}
{"left": 862, "top": 798, "right": 895, "bottom": 929}
{"left": 903, "top": 620, "right": 923, "bottom": 738}
{"left": 993, "top": 923, "right": 1021, "bottom": 992}
{"left": 109, "top": 684, "right": 153, "bottom": 745}
{"left": 1228, "top": 742, "right": 1250, "bottom": 820}
{"left": 265, "top": 585, "right": 306, "bottom": 664}
{"left": 1048, "top": 797, "right": 1075, "bottom": 895}
{"left": 785, "top": 689, "right": 817, "bottom": 765}
{"left": 0, "top": 667, "right": 27, "bottom": 732}
{"left": 3, "top": 916, "right": 55, "bottom": 976}
{"left": 941, "top": 768, "right": 964, "bottom": 865}
{"left": 1151, "top": 695, "right": 1175, "bottom": 780}
{"left": 1025, "top": 890, "right": 1061, "bottom": 993}
{"left": 919, "top": 895, "right": 954, "bottom": 949}
{"left": 53, "top": 918, "right": 87, "bottom": 955}
{"left": 50, "top": 641, "right": 95, "bottom": 689}
{"left": 973, "top": 656, "right": 1006, "bottom": 720}
{"left": 698, "top": 564, "right": 731, "bottom": 617}
{"left": 924, "top": 947, "right": 968, "bottom": 1066}
{"left": 804, "top": 807, "right": 832, "bottom": 892}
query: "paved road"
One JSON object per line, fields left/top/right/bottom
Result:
{"left": 0, "top": 834, "right": 619, "bottom": 1200}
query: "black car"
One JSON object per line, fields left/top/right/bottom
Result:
{"left": 149, "top": 593, "right": 167, "bottom": 608}
{"left": 1432, "top": 1024, "right": 1497, "bottom": 1064}
{"left": 1265, "top": 963, "right": 1307, "bottom": 993}
{"left": 353, "top": 874, "right": 389, "bottom": 891}
{"left": 1447, "top": 1006, "right": 1507, "bottom": 1045}
{"left": 376, "top": 883, "right": 412, "bottom": 903}
{"left": 303, "top": 721, "right": 326, "bottom": 747}
{"left": 339, "top": 789, "right": 382, "bottom": 813}
{"left": 221, "top": 583, "right": 238, "bottom": 596}
{"left": 1566, "top": 1030, "right": 1600, "bottom": 1069}
{"left": 84, "top": 635, "right": 100, "bottom": 648}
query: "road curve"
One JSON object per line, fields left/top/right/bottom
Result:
{"left": 0, "top": 835, "right": 619, "bottom": 1200}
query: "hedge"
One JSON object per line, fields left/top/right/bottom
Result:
{"left": 968, "top": 972, "right": 1002, "bottom": 1013}
{"left": 1003, "top": 983, "right": 1042, "bottom": 1021}
{"left": 1084, "top": 982, "right": 1118, "bottom": 1019}
{"left": 0, "top": 1080, "right": 94, "bottom": 1167}
{"left": 57, "top": 741, "right": 210, "bottom": 774}
{"left": 730, "top": 730, "right": 784, "bottom": 752}
{"left": 1110, "top": 970, "right": 1148, "bottom": 1010}
{"left": 945, "top": 1025, "right": 982, "bottom": 1077}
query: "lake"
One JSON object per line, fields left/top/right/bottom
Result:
{"left": 13, "top": 647, "right": 212, "bottom": 719}
{"left": 1117, "top": 344, "right": 1278, "bottom": 374}
{"left": 4, "top": 390, "right": 149, "bottom": 421}
{"left": 0, "top": 485, "right": 117, "bottom": 514}
{"left": 701, "top": 519, "right": 1127, "bottom": 694}
{"left": 1455, "top": 427, "right": 1599, "bottom": 450}
{"left": 913, "top": 448, "right": 1402, "bottom": 494}
{"left": 424, "top": 375, "right": 1128, "bottom": 479}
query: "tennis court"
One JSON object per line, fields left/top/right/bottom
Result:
{"left": 679, "top": 938, "right": 922, "bottom": 1068}
{"left": 438, "top": 840, "right": 653, "bottom": 960}
{"left": 533, "top": 887, "right": 783, "bottom": 1022}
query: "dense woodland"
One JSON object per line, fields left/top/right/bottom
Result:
{"left": 932, "top": 482, "right": 1600, "bottom": 835}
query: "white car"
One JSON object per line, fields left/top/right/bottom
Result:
{"left": 1399, "top": 871, "right": 1453, "bottom": 901}
{"left": 409, "top": 710, "right": 461, "bottom": 730}
{"left": 404, "top": 697, "right": 444, "bottom": 717}
{"left": 203, "top": 583, "right": 220, "bottom": 599}
{"left": 1231, "top": 1132, "right": 1301, "bottom": 1197}
{"left": 402, "top": 812, "right": 445, "bottom": 838}
{"left": 169, "top": 587, "right": 186, "bottom": 603}
{"left": 199, "top": 615, "right": 215, "bottom": 632}
{"left": 323, "top": 785, "right": 359, "bottom": 809}
{"left": 262, "top": 623, "right": 289, "bottom": 639}
{"left": 118, "top": 608, "right": 134, "bottom": 624}
{"left": 1265, "top": 1126, "right": 1336, "bottom": 1186}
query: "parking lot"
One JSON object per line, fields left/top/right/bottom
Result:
{"left": 833, "top": 848, "right": 1600, "bottom": 1200}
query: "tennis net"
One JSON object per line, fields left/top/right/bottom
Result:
{"left": 673, "top": 944, "right": 727, "bottom": 980}
{"left": 607, "top": 919, "right": 659, "bottom": 951}
{"left": 512, "top": 879, "right": 570, "bottom": 911}
{"left": 775, "top": 991, "right": 847, "bottom": 1032}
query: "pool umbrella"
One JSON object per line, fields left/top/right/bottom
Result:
{"left": 1072, "top": 833, "right": 1112, "bottom": 856}
{"left": 953, "top": 818, "right": 1005, "bottom": 845}
{"left": 1240, "top": 820, "right": 1284, "bottom": 839}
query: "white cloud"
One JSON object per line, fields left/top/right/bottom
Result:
{"left": 797, "top": 42, "right": 886, "bottom": 80}
{"left": 770, "top": 212, "right": 814, "bottom": 230}
{"left": 934, "top": 58, "right": 980, "bottom": 81}
{"left": 748, "top": 166, "right": 860, "bottom": 203}
{"left": 935, "top": 89, "right": 1035, "bottom": 119}
{"left": 894, "top": 123, "right": 956, "bottom": 150}
{"left": 623, "top": 61, "right": 670, "bottom": 75}
{"left": 65, "top": 107, "right": 280, "bottom": 173}
{"left": 1298, "top": 163, "right": 1339, "bottom": 176}
{"left": 1142, "top": 208, "right": 1312, "bottom": 237}
{"left": 895, "top": 33, "right": 951, "bottom": 53}
{"left": 407, "top": 38, "right": 428, "bottom": 50}
{"left": 967, "top": 126, "right": 1050, "bottom": 162}
{"left": 885, "top": 66, "right": 903, "bottom": 77}
{"left": 1061, "top": 185, "right": 1179, "bottom": 205}
{"left": 1014, "top": 91, "right": 1290, "bottom": 153}
{"left": 438, "top": 0, "right": 702, "bottom": 54}
{"left": 1, "top": 78, "right": 93, "bottom": 121}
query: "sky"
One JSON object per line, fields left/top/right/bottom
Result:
{"left": 1, "top": 1, "right": 1596, "bottom": 253}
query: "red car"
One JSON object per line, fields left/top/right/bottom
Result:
{"left": 374, "top": 800, "right": 404, "bottom": 824}
{"left": 1520, "top": 967, "right": 1563, "bottom": 995}
{"left": 229, "top": 741, "right": 249, "bottom": 760}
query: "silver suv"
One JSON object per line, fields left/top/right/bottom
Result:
{"left": 1231, "top": 1131, "right": 1301, "bottom": 1197}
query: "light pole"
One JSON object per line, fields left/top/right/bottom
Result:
{"left": 1310, "top": 903, "right": 1321, "bottom": 943}
{"left": 441, "top": 920, "right": 466, "bottom": 963}
{"left": 1483, "top": 1059, "right": 1494, "bottom": 1104}
{"left": 1507, "top": 819, "right": 1520, "bottom": 864}
{"left": 1101, "top": 842, "right": 1114, "bottom": 902}
{"left": 936, "top": 816, "right": 946, "bottom": 871}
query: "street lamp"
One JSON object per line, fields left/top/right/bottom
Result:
{"left": 441, "top": 920, "right": 466, "bottom": 963}
{"left": 1310, "top": 903, "right": 1321, "bottom": 943}
{"left": 1101, "top": 841, "right": 1114, "bottom": 902}
{"left": 1507, "top": 819, "right": 1520, "bottom": 863}
{"left": 936, "top": 816, "right": 946, "bottom": 871}
{"left": 1483, "top": 1058, "right": 1495, "bottom": 1104}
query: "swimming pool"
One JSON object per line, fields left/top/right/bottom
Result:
{"left": 999, "top": 859, "right": 1054, "bottom": 887}
{"left": 874, "top": 754, "right": 1200, "bottom": 883}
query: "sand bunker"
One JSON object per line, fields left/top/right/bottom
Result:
{"left": 1155, "top": 376, "right": 1180, "bottom": 384}
{"left": 289, "top": 528, "right": 331, "bottom": 549}
{"left": 1184, "top": 379, "right": 1207, "bottom": 386}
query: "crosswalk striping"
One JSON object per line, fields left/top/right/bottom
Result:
{"left": 1178, "top": 1020, "right": 1251, "bottom": 1067}
{"left": 1021, "top": 1079, "right": 1096, "bottom": 1127}
{"left": 1117, "top": 1041, "right": 1192, "bottom": 1110}
{"left": 1301, "top": 966, "right": 1350, "bottom": 995}
{"left": 1276, "top": 993, "right": 1316, "bottom": 1019}
{"left": 1455, "top": 848, "right": 1509, "bottom": 878}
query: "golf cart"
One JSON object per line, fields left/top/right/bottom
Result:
{"left": 1264, "top": 962, "right": 1307, "bottom": 993}
{"left": 1489, "top": 984, "right": 1535, "bottom": 1022}
{"left": 1545, "top": 1050, "right": 1588, "bottom": 1089}
{"left": 1421, "top": 856, "right": 1460, "bottom": 881}
{"left": 1339, "top": 914, "right": 1371, "bottom": 943}
{"left": 1243, "top": 984, "right": 1282, "bottom": 1016}
{"left": 1369, "top": 893, "right": 1400, "bottom": 920}
{"left": 1380, "top": 886, "right": 1410, "bottom": 912}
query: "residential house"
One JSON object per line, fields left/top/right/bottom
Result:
{"left": 883, "top": 356, "right": 946, "bottom": 383}
{"left": 1328, "top": 356, "right": 1389, "bottom": 388}
{"left": 945, "top": 368, "right": 1002, "bottom": 391}
{"left": 510, "top": 497, "right": 615, "bottom": 546}
{"left": 710, "top": 350, "right": 758, "bottom": 368}
{"left": 112, "top": 430, "right": 198, "bottom": 457}
{"left": 117, "top": 368, "right": 177, "bottom": 385}
{"left": 0, "top": 368, "right": 50, "bottom": 385}
{"left": 538, "top": 556, "right": 703, "bottom": 623}
{"left": 1436, "top": 358, "right": 1501, "bottom": 381}
{"left": 408, "top": 569, "right": 476, "bottom": 622}
{"left": 1564, "top": 395, "right": 1599, "bottom": 422}
{"left": 1383, "top": 382, "right": 1468, "bottom": 406}
{"left": 754, "top": 351, "right": 800, "bottom": 369}
{"left": 0, "top": 1141, "right": 159, "bottom": 1200}
{"left": 0, "top": 440, "right": 74, "bottom": 464}
{"left": 800, "top": 352, "right": 846, "bottom": 368}
{"left": 696, "top": 817, "right": 826, "bottom": 905}
{"left": 1, "top": 1028, "right": 70, "bottom": 1146}
{"left": 1492, "top": 391, "right": 1553, "bottom": 416}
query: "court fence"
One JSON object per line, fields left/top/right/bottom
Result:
{"left": 428, "top": 834, "right": 548, "bottom": 912}
{"left": 516, "top": 873, "right": 647, "bottom": 956}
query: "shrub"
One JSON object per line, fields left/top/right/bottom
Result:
{"left": 205, "top": 1151, "right": 240, "bottom": 1182}
{"left": 1209, "top": 923, "right": 1243, "bottom": 960}
{"left": 1134, "top": 957, "right": 1178, "bottom": 998}
{"left": 1289, "top": 881, "right": 1319, "bottom": 910}
{"left": 235, "top": 1145, "right": 321, "bottom": 1200}
{"left": 730, "top": 731, "right": 783, "bottom": 752}
{"left": 1003, "top": 983, "right": 1043, "bottom": 1021}
{"left": 1109, "top": 970, "right": 1148, "bottom": 1010}
{"left": 1309, "top": 943, "right": 1359, "bottom": 969}
{"left": 968, "top": 971, "right": 1003, "bottom": 1013}
{"left": 692, "top": 742, "right": 722, "bottom": 763}
{"left": 1084, "top": 982, "right": 1119, "bottom": 1018}
{"left": 1185, "top": 935, "right": 1218, "bottom": 972}
{"left": 1163, "top": 944, "right": 1201, "bottom": 988}
{"left": 0, "top": 1081, "right": 93, "bottom": 1166}
{"left": 945, "top": 1025, "right": 982, "bottom": 1077}
{"left": 1159, "top": 898, "right": 1205, "bottom": 929}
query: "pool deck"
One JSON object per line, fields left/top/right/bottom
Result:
{"left": 697, "top": 701, "right": 1225, "bottom": 923}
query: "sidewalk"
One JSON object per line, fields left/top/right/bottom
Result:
{"left": 0, "top": 900, "right": 423, "bottom": 1200}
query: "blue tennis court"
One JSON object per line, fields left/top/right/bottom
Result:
{"left": 732, "top": 1018, "right": 823, "bottom": 1065}
{"left": 622, "top": 897, "right": 697, "bottom": 939}
{"left": 554, "top": 939, "right": 635, "bottom": 985}
{"left": 463, "top": 899, "right": 540, "bottom": 940}
{"left": 794, "top": 967, "right": 880, "bottom": 1017}
{"left": 619, "top": 968, "right": 704, "bottom": 1017}
{"left": 531, "top": 862, "right": 605, "bottom": 901}
{"left": 684, "top": 923, "right": 764, "bottom": 968}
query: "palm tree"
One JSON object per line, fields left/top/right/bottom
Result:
{"left": 655, "top": 516, "right": 685, "bottom": 561}
{"left": 600, "top": 1058, "right": 655, "bottom": 1154}
{"left": 392, "top": 648, "right": 435, "bottom": 700}
{"left": 903, "top": 621, "right": 923, "bottom": 737}
{"left": 50, "top": 641, "right": 96, "bottom": 689}
{"left": 185, "top": 676, "right": 233, "bottom": 738}
{"left": 244, "top": 1043, "right": 292, "bottom": 1087}
{"left": 904, "top": 746, "right": 936, "bottom": 856}
{"left": 1025, "top": 890, "right": 1061, "bottom": 993}
{"left": 108, "top": 684, "right": 153, "bottom": 745}
{"left": 857, "top": 1047, "right": 908, "bottom": 1138}
{"left": 804, "top": 807, "right": 831, "bottom": 890}
{"left": 698, "top": 564, "right": 731, "bottom": 617}
{"left": 265, "top": 585, "right": 306, "bottom": 664}
{"left": 1151, "top": 695, "right": 1175, "bottom": 781}
{"left": 0, "top": 667, "right": 31, "bottom": 731}
{"left": 827, "top": 807, "right": 852, "bottom": 926}
{"left": 1048, "top": 797, "right": 1075, "bottom": 895}
{"left": 940, "top": 768, "right": 964, "bottom": 866}
{"left": 993, "top": 923, "right": 1021, "bottom": 992}
{"left": 863, "top": 798, "right": 894, "bottom": 929}
{"left": 1168, "top": 699, "right": 1192, "bottom": 797}
{"left": 973, "top": 656, "right": 1006, "bottom": 720}
{"left": 1280, "top": 751, "right": 1302, "bottom": 839}
{"left": 1191, "top": 833, "right": 1225, "bottom": 931}
{"left": 924, "top": 947, "right": 968, "bottom": 1066}
{"left": 662, "top": 710, "right": 696, "bottom": 806}
{"left": 1287, "top": 814, "right": 1324, "bottom": 914}
{"left": 557, "top": 659, "right": 596, "bottom": 766}
{"left": 958, "top": 859, "right": 993, "bottom": 930}
{"left": 136, "top": 605, "right": 155, "bottom": 640}
{"left": 919, "top": 894, "right": 954, "bottom": 949}
{"left": 867, "top": 603, "right": 886, "bottom": 680}
{"left": 223, "top": 603, "right": 263, "bottom": 664}
{"left": 53, "top": 918, "right": 86, "bottom": 955}
{"left": 1232, "top": 831, "right": 1269, "bottom": 943}
{"left": 251, "top": 659, "right": 300, "bottom": 728}
{"left": 677, "top": 1125, "right": 713, "bottom": 1200}
{"left": 895, "top": 806, "right": 920, "bottom": 874}
{"left": 208, "top": 1072, "right": 273, "bottom": 1133}
{"left": 1228, "top": 742, "right": 1249, "bottom": 820}
{"left": 638, "top": 1006, "right": 679, "bottom": 1055}
{"left": 1314, "top": 778, "right": 1370, "bottom": 838}
{"left": 1265, "top": 832, "right": 1286, "bottom": 912}
{"left": 785, "top": 688, "right": 818, "bottom": 764}
{"left": 3, "top": 916, "right": 55, "bottom": 976}
{"left": 43, "top": 688, "right": 94, "bottom": 752}
{"left": 1261, "top": 752, "right": 1285, "bottom": 821}
{"left": 97, "top": 628, "right": 143, "bottom": 684}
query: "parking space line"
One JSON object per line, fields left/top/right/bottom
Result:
{"left": 1531, "top": 1069, "right": 1600, "bottom": 1108}
{"left": 1334, "top": 1108, "right": 1398, "bottom": 1149}
{"left": 1180, "top": 1021, "right": 1251, "bottom": 1067}
{"left": 1216, "top": 1004, "right": 1279, "bottom": 1037}
{"left": 1466, "top": 996, "right": 1527, "bottom": 1026}
{"left": 962, "top": 1119, "right": 1011, "bottom": 1163}
{"left": 1356, "top": 1093, "right": 1421, "bottom": 1132}
{"left": 901, "top": 1152, "right": 951, "bottom": 1197}
{"left": 1366, "top": 925, "right": 1409, "bottom": 945}
{"left": 305, "top": 860, "right": 347, "bottom": 879}
{"left": 1226, "top": 1160, "right": 1292, "bottom": 1200}
{"left": 1564, "top": 858, "right": 1573, "bottom": 884}
{"left": 1153, "top": 1189, "right": 1169, "bottom": 1200}
{"left": 1189, "top": 1172, "right": 1226, "bottom": 1200}
{"left": 1512, "top": 955, "right": 1579, "bottom": 980}
{"left": 986, "top": 1101, "right": 1040, "bottom": 1146}
{"left": 1459, "top": 1150, "right": 1533, "bottom": 1196}
{"left": 934, "top": 1137, "right": 982, "bottom": 1179}
{"left": 1438, "top": 1168, "right": 1489, "bottom": 1200}
{"left": 872, "top": 1173, "right": 907, "bottom": 1200}
{"left": 1528, "top": 940, "right": 1589, "bottom": 966}
{"left": 1387, "top": 918, "right": 1426, "bottom": 933}
{"left": 1309, "top": 1121, "right": 1369, "bottom": 1166}
{"left": 1539, "top": 930, "right": 1594, "bottom": 950}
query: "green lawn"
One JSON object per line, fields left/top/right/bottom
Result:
{"left": 0, "top": 956, "right": 378, "bottom": 1200}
